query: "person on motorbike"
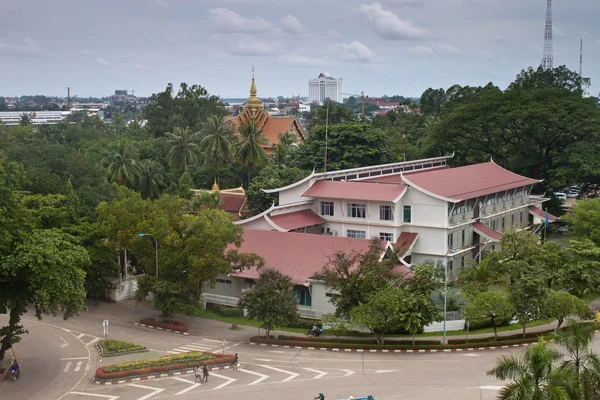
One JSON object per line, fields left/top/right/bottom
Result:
{"left": 314, "top": 392, "right": 325, "bottom": 400}
{"left": 10, "top": 360, "right": 20, "bottom": 378}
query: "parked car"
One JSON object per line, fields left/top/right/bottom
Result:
{"left": 555, "top": 192, "right": 567, "bottom": 201}
{"left": 566, "top": 191, "right": 579, "bottom": 198}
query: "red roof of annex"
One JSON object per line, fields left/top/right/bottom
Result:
{"left": 302, "top": 180, "right": 406, "bottom": 202}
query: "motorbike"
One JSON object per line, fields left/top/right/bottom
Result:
{"left": 11, "top": 369, "right": 20, "bottom": 382}
{"left": 307, "top": 327, "right": 323, "bottom": 338}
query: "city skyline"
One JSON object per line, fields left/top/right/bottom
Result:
{"left": 1, "top": 0, "right": 598, "bottom": 98}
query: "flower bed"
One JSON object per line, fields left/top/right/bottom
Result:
{"left": 250, "top": 336, "right": 541, "bottom": 350}
{"left": 277, "top": 335, "right": 441, "bottom": 346}
{"left": 95, "top": 351, "right": 233, "bottom": 381}
{"left": 139, "top": 317, "right": 189, "bottom": 332}
{"left": 98, "top": 339, "right": 147, "bottom": 356}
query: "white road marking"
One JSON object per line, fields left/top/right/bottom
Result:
{"left": 341, "top": 369, "right": 356, "bottom": 377}
{"left": 210, "top": 372, "right": 237, "bottom": 390}
{"left": 257, "top": 364, "right": 299, "bottom": 382}
{"left": 86, "top": 338, "right": 100, "bottom": 346}
{"left": 254, "top": 358, "right": 273, "bottom": 362}
{"left": 203, "top": 339, "right": 224, "bottom": 343}
{"left": 175, "top": 383, "right": 201, "bottom": 395}
{"left": 74, "top": 361, "right": 83, "bottom": 372}
{"left": 462, "top": 353, "right": 481, "bottom": 357}
{"left": 239, "top": 368, "right": 270, "bottom": 385}
{"left": 127, "top": 384, "right": 165, "bottom": 400}
{"left": 85, "top": 362, "right": 92, "bottom": 372}
{"left": 479, "top": 386, "right": 503, "bottom": 390}
{"left": 374, "top": 370, "right": 398, "bottom": 374}
{"left": 63, "top": 362, "right": 72, "bottom": 372}
{"left": 61, "top": 357, "right": 88, "bottom": 360}
{"left": 266, "top": 350, "right": 284, "bottom": 354}
{"left": 302, "top": 367, "right": 327, "bottom": 379}
{"left": 70, "top": 392, "right": 119, "bottom": 400}
{"left": 225, "top": 342, "right": 241, "bottom": 350}
{"left": 60, "top": 337, "right": 69, "bottom": 348}
{"left": 76, "top": 333, "right": 86, "bottom": 339}
{"left": 169, "top": 377, "right": 196, "bottom": 384}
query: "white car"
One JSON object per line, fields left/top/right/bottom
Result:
{"left": 566, "top": 191, "right": 579, "bottom": 198}
{"left": 555, "top": 192, "right": 567, "bottom": 201}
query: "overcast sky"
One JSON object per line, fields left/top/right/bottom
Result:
{"left": 1, "top": 0, "right": 598, "bottom": 98}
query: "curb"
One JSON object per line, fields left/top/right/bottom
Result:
{"left": 134, "top": 323, "right": 189, "bottom": 336}
{"left": 243, "top": 341, "right": 532, "bottom": 353}
{"left": 94, "top": 364, "right": 233, "bottom": 385}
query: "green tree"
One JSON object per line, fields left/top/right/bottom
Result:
{"left": 199, "top": 115, "right": 236, "bottom": 182}
{"left": 177, "top": 171, "right": 194, "bottom": 199}
{"left": 509, "top": 265, "right": 549, "bottom": 337}
{"left": 236, "top": 118, "right": 268, "bottom": 188}
{"left": 464, "top": 291, "right": 515, "bottom": 340}
{"left": 320, "top": 313, "right": 348, "bottom": 343}
{"left": 419, "top": 88, "right": 447, "bottom": 116}
{"left": 456, "top": 256, "right": 504, "bottom": 299}
{"left": 351, "top": 284, "right": 404, "bottom": 345}
{"left": 166, "top": 126, "right": 201, "bottom": 172}
{"left": 508, "top": 65, "right": 583, "bottom": 94}
{"left": 19, "top": 113, "right": 32, "bottom": 126}
{"left": 558, "top": 239, "right": 600, "bottom": 298}
{"left": 106, "top": 138, "right": 142, "bottom": 186}
{"left": 269, "top": 132, "right": 298, "bottom": 167}
{"left": 139, "top": 162, "right": 167, "bottom": 199}
{"left": 292, "top": 123, "right": 393, "bottom": 172}
{"left": 246, "top": 165, "right": 310, "bottom": 214}
{"left": 545, "top": 291, "right": 591, "bottom": 330}
{"left": 565, "top": 199, "right": 600, "bottom": 246}
{"left": 305, "top": 99, "right": 356, "bottom": 131}
{"left": 487, "top": 338, "right": 575, "bottom": 400}
{"left": 238, "top": 268, "right": 298, "bottom": 336}
{"left": 0, "top": 230, "right": 90, "bottom": 360}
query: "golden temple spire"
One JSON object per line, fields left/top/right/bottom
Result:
{"left": 211, "top": 178, "right": 220, "bottom": 191}
{"left": 246, "top": 66, "right": 262, "bottom": 114}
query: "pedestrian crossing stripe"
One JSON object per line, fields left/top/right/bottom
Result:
{"left": 168, "top": 341, "right": 217, "bottom": 354}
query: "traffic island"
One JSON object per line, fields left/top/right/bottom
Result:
{"left": 94, "top": 351, "right": 234, "bottom": 384}
{"left": 97, "top": 339, "right": 148, "bottom": 357}
{"left": 134, "top": 317, "right": 189, "bottom": 335}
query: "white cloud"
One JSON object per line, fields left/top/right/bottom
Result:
{"left": 334, "top": 41, "right": 376, "bottom": 62}
{"left": 359, "top": 2, "right": 428, "bottom": 40}
{"left": 208, "top": 8, "right": 271, "bottom": 33}
{"left": 327, "top": 29, "right": 341, "bottom": 38}
{"left": 480, "top": 50, "right": 493, "bottom": 59}
{"left": 277, "top": 53, "right": 327, "bottom": 67}
{"left": 0, "top": 35, "right": 55, "bottom": 59}
{"left": 492, "top": 34, "right": 509, "bottom": 43}
{"left": 281, "top": 15, "right": 305, "bottom": 35}
{"left": 434, "top": 43, "right": 462, "bottom": 55}
{"left": 83, "top": 49, "right": 110, "bottom": 66}
{"left": 407, "top": 45, "right": 435, "bottom": 56}
{"left": 155, "top": 0, "right": 170, "bottom": 8}
{"left": 141, "top": 32, "right": 152, "bottom": 42}
{"left": 228, "top": 41, "right": 280, "bottom": 56}
{"left": 553, "top": 24, "right": 567, "bottom": 37}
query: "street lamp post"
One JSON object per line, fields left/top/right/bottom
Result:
{"left": 443, "top": 261, "right": 447, "bottom": 345}
{"left": 138, "top": 233, "right": 159, "bottom": 320}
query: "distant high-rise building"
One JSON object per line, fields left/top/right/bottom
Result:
{"left": 308, "top": 72, "right": 343, "bottom": 104}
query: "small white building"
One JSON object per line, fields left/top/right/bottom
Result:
{"left": 308, "top": 72, "right": 343, "bottom": 104}
{"left": 202, "top": 156, "right": 557, "bottom": 318}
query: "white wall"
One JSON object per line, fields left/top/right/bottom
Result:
{"left": 239, "top": 217, "right": 275, "bottom": 231}
{"left": 278, "top": 178, "right": 316, "bottom": 205}
{"left": 402, "top": 188, "right": 448, "bottom": 228}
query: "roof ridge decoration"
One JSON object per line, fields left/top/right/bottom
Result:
{"left": 401, "top": 173, "right": 460, "bottom": 204}
{"left": 262, "top": 169, "right": 317, "bottom": 194}
{"left": 234, "top": 202, "right": 276, "bottom": 225}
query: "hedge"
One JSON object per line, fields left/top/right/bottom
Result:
{"left": 277, "top": 335, "right": 441, "bottom": 346}
{"left": 213, "top": 306, "right": 245, "bottom": 318}
{"left": 250, "top": 336, "right": 541, "bottom": 350}
{"left": 95, "top": 351, "right": 233, "bottom": 381}
{"left": 140, "top": 317, "right": 189, "bottom": 332}
{"left": 99, "top": 339, "right": 147, "bottom": 355}
{"left": 448, "top": 330, "right": 554, "bottom": 345}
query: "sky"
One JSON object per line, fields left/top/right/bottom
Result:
{"left": 0, "top": 0, "right": 598, "bottom": 99}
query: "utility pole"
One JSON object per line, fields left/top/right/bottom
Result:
{"left": 541, "top": 0, "right": 553, "bottom": 70}
{"left": 579, "top": 38, "right": 583, "bottom": 77}
{"left": 323, "top": 102, "right": 329, "bottom": 173}
{"left": 67, "top": 87, "right": 71, "bottom": 111}
{"left": 361, "top": 90, "right": 365, "bottom": 119}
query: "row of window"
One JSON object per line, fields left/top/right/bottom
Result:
{"left": 347, "top": 230, "right": 394, "bottom": 242}
{"left": 320, "top": 201, "right": 412, "bottom": 223}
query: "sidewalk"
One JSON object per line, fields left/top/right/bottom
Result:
{"left": 80, "top": 299, "right": 560, "bottom": 343}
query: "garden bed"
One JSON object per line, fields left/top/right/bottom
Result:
{"left": 95, "top": 351, "right": 233, "bottom": 381}
{"left": 250, "top": 335, "right": 543, "bottom": 350}
{"left": 98, "top": 339, "right": 148, "bottom": 357}
{"left": 139, "top": 317, "right": 189, "bottom": 333}
{"left": 276, "top": 335, "right": 441, "bottom": 346}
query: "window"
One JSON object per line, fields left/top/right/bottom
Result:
{"left": 448, "top": 260, "right": 453, "bottom": 272}
{"left": 320, "top": 201, "right": 334, "bottom": 216}
{"left": 347, "top": 203, "right": 366, "bottom": 218}
{"left": 511, "top": 215, "right": 514, "bottom": 226}
{"left": 502, "top": 218, "right": 505, "bottom": 230}
{"left": 380, "top": 232, "right": 393, "bottom": 242}
{"left": 293, "top": 286, "right": 312, "bottom": 307}
{"left": 216, "top": 279, "right": 231, "bottom": 284}
{"left": 448, "top": 233, "right": 454, "bottom": 249}
{"left": 520, "top": 212, "right": 523, "bottom": 224}
{"left": 347, "top": 230, "right": 366, "bottom": 239}
{"left": 461, "top": 257, "right": 465, "bottom": 268}
{"left": 403, "top": 205, "right": 412, "bottom": 223}
{"left": 461, "top": 230, "right": 465, "bottom": 246}
{"left": 380, "top": 205, "right": 393, "bottom": 221}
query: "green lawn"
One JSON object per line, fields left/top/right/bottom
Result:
{"left": 192, "top": 309, "right": 308, "bottom": 334}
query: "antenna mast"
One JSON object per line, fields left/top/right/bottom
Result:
{"left": 579, "top": 39, "right": 583, "bottom": 77}
{"left": 67, "top": 87, "right": 71, "bottom": 111}
{"left": 541, "top": 0, "right": 553, "bottom": 70}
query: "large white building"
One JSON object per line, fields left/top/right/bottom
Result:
{"left": 308, "top": 72, "right": 343, "bottom": 104}
{"left": 202, "top": 156, "right": 557, "bottom": 318}
{"left": 0, "top": 111, "right": 71, "bottom": 126}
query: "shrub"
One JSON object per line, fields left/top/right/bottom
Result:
{"left": 287, "top": 318, "right": 321, "bottom": 330}
{"left": 465, "top": 316, "right": 512, "bottom": 331}
{"left": 140, "top": 317, "right": 189, "bottom": 332}
{"left": 276, "top": 335, "right": 441, "bottom": 346}
{"left": 215, "top": 306, "right": 245, "bottom": 318}
{"left": 95, "top": 351, "right": 233, "bottom": 380}
{"left": 99, "top": 339, "right": 147, "bottom": 355}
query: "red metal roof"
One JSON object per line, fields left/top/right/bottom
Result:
{"left": 269, "top": 209, "right": 326, "bottom": 231}
{"left": 528, "top": 206, "right": 558, "bottom": 222}
{"left": 472, "top": 222, "right": 503, "bottom": 241}
{"left": 302, "top": 180, "right": 406, "bottom": 202}
{"left": 403, "top": 162, "right": 540, "bottom": 201}
{"left": 229, "top": 230, "right": 375, "bottom": 284}
{"left": 395, "top": 232, "right": 418, "bottom": 256}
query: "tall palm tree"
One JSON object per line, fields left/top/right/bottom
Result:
{"left": 107, "top": 138, "right": 142, "bottom": 186}
{"left": 457, "top": 257, "right": 505, "bottom": 298}
{"left": 139, "top": 162, "right": 167, "bottom": 199}
{"left": 270, "top": 132, "right": 298, "bottom": 167}
{"left": 166, "top": 126, "right": 201, "bottom": 172}
{"left": 487, "top": 339, "right": 576, "bottom": 400}
{"left": 236, "top": 118, "right": 268, "bottom": 187}
{"left": 200, "top": 115, "right": 236, "bottom": 182}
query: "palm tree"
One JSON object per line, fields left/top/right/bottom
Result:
{"left": 35, "top": 125, "right": 63, "bottom": 144}
{"left": 200, "top": 115, "right": 236, "bottom": 182}
{"left": 457, "top": 257, "right": 505, "bottom": 298}
{"left": 106, "top": 138, "right": 142, "bottom": 186}
{"left": 236, "top": 118, "right": 268, "bottom": 187}
{"left": 488, "top": 338, "right": 576, "bottom": 400}
{"left": 166, "top": 126, "right": 201, "bottom": 172}
{"left": 139, "top": 162, "right": 167, "bottom": 199}
{"left": 270, "top": 132, "right": 298, "bottom": 167}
